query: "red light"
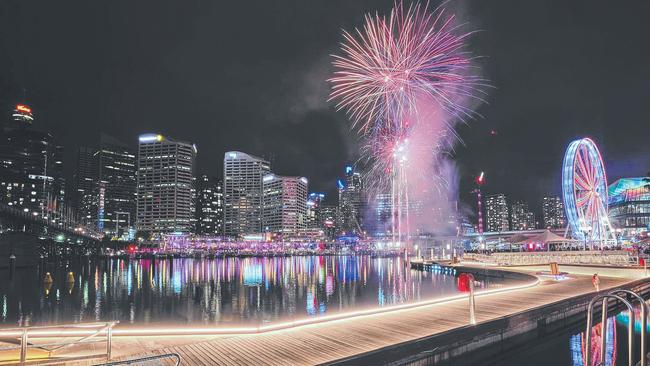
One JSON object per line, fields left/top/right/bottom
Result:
{"left": 128, "top": 245, "right": 137, "bottom": 253}
{"left": 16, "top": 104, "right": 31, "bottom": 114}
{"left": 476, "top": 172, "right": 485, "bottom": 185}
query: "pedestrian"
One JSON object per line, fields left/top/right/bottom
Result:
{"left": 592, "top": 273, "right": 600, "bottom": 292}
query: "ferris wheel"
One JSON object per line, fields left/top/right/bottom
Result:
{"left": 562, "top": 138, "right": 616, "bottom": 249}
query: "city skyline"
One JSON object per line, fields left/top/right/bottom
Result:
{"left": 0, "top": 0, "right": 648, "bottom": 207}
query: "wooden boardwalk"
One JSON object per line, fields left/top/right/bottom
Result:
{"left": 76, "top": 267, "right": 643, "bottom": 366}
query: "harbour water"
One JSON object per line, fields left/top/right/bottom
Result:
{"left": 0, "top": 255, "right": 515, "bottom": 327}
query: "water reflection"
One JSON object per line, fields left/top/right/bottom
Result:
{"left": 570, "top": 317, "right": 617, "bottom": 366}
{"left": 0, "top": 256, "right": 508, "bottom": 327}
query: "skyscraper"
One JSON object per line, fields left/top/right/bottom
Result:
{"left": 510, "top": 201, "right": 535, "bottom": 231}
{"left": 223, "top": 151, "right": 270, "bottom": 236}
{"left": 262, "top": 174, "right": 308, "bottom": 235}
{"left": 195, "top": 175, "right": 223, "bottom": 235}
{"left": 72, "top": 146, "right": 97, "bottom": 226}
{"left": 306, "top": 192, "right": 326, "bottom": 229}
{"left": 337, "top": 165, "right": 365, "bottom": 234}
{"left": 96, "top": 134, "right": 136, "bottom": 236}
{"left": 542, "top": 196, "right": 566, "bottom": 229}
{"left": 136, "top": 133, "right": 196, "bottom": 233}
{"left": 485, "top": 194, "right": 509, "bottom": 232}
{"left": 320, "top": 205, "right": 338, "bottom": 239}
{"left": 0, "top": 104, "right": 65, "bottom": 220}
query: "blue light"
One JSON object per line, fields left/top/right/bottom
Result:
{"left": 345, "top": 165, "right": 353, "bottom": 174}
{"left": 337, "top": 179, "right": 345, "bottom": 189}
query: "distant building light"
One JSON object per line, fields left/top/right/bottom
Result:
{"left": 300, "top": 177, "right": 308, "bottom": 185}
{"left": 263, "top": 174, "right": 275, "bottom": 182}
{"left": 16, "top": 104, "right": 31, "bottom": 114}
{"left": 139, "top": 134, "right": 164, "bottom": 143}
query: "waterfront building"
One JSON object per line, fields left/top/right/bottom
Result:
{"left": 337, "top": 165, "right": 365, "bottom": 235}
{"left": 306, "top": 192, "right": 326, "bottom": 229}
{"left": 72, "top": 146, "right": 97, "bottom": 225}
{"left": 96, "top": 134, "right": 137, "bottom": 236}
{"left": 223, "top": 151, "right": 270, "bottom": 236}
{"left": 74, "top": 134, "right": 137, "bottom": 237}
{"left": 195, "top": 175, "right": 223, "bottom": 235}
{"left": 136, "top": 133, "right": 196, "bottom": 233}
{"left": 373, "top": 193, "right": 392, "bottom": 237}
{"left": 320, "top": 205, "right": 338, "bottom": 239}
{"left": 0, "top": 104, "right": 65, "bottom": 220}
{"left": 542, "top": 196, "right": 565, "bottom": 229}
{"left": 485, "top": 194, "right": 509, "bottom": 232}
{"left": 262, "top": 174, "right": 308, "bottom": 235}
{"left": 608, "top": 177, "right": 650, "bottom": 236}
{"left": 510, "top": 200, "right": 535, "bottom": 231}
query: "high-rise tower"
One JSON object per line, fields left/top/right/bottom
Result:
{"left": 223, "top": 151, "right": 270, "bottom": 236}
{"left": 136, "top": 133, "right": 196, "bottom": 233}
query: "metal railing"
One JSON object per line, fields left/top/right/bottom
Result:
{"left": 585, "top": 290, "right": 648, "bottom": 366}
{"left": 465, "top": 251, "right": 637, "bottom": 266}
{"left": 95, "top": 353, "right": 181, "bottom": 366}
{"left": 0, "top": 321, "right": 117, "bottom": 365}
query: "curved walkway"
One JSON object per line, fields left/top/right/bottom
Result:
{"left": 60, "top": 265, "right": 646, "bottom": 366}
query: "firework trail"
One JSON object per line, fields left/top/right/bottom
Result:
{"left": 329, "top": 1, "right": 486, "bottom": 243}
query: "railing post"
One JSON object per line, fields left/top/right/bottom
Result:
{"left": 106, "top": 323, "right": 113, "bottom": 360}
{"left": 608, "top": 289, "right": 648, "bottom": 366}
{"left": 20, "top": 328, "right": 27, "bottom": 364}
{"left": 600, "top": 297, "right": 608, "bottom": 365}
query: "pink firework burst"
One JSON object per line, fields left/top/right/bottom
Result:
{"left": 329, "top": 1, "right": 483, "bottom": 135}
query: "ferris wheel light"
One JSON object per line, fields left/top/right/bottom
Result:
{"left": 562, "top": 138, "right": 617, "bottom": 248}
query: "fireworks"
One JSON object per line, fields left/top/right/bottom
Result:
{"left": 329, "top": 1, "right": 483, "bottom": 136}
{"left": 329, "top": 1, "right": 485, "bottom": 241}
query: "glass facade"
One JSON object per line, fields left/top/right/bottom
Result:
{"left": 608, "top": 177, "right": 650, "bottom": 234}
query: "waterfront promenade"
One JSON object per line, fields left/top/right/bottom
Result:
{"left": 57, "top": 264, "right": 647, "bottom": 366}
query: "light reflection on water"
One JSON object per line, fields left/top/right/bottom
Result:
{"left": 0, "top": 255, "right": 509, "bottom": 327}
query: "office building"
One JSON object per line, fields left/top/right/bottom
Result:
{"left": 337, "top": 165, "right": 365, "bottom": 234}
{"left": 262, "top": 174, "right": 308, "bottom": 235}
{"left": 136, "top": 133, "right": 196, "bottom": 233}
{"left": 72, "top": 146, "right": 97, "bottom": 225}
{"left": 485, "top": 194, "right": 509, "bottom": 232}
{"left": 96, "top": 134, "right": 137, "bottom": 236}
{"left": 196, "top": 175, "right": 223, "bottom": 235}
{"left": 306, "top": 192, "right": 326, "bottom": 229}
{"left": 320, "top": 205, "right": 338, "bottom": 239}
{"left": 542, "top": 196, "right": 565, "bottom": 229}
{"left": 223, "top": 151, "right": 270, "bottom": 236}
{"left": 0, "top": 104, "right": 65, "bottom": 219}
{"left": 510, "top": 200, "right": 535, "bottom": 231}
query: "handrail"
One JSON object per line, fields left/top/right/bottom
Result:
{"left": 95, "top": 353, "right": 181, "bottom": 366}
{"left": 585, "top": 289, "right": 649, "bottom": 366}
{"left": 609, "top": 289, "right": 648, "bottom": 366}
{"left": 0, "top": 321, "right": 117, "bottom": 364}
{"left": 586, "top": 293, "right": 635, "bottom": 366}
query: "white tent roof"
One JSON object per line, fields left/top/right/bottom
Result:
{"left": 515, "top": 230, "right": 578, "bottom": 244}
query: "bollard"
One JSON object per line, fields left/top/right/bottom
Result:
{"left": 9, "top": 254, "right": 16, "bottom": 280}
{"left": 20, "top": 328, "right": 27, "bottom": 363}
{"left": 469, "top": 274, "right": 476, "bottom": 325}
{"left": 459, "top": 273, "right": 477, "bottom": 325}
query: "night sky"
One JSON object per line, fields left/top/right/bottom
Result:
{"left": 0, "top": 1, "right": 649, "bottom": 217}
